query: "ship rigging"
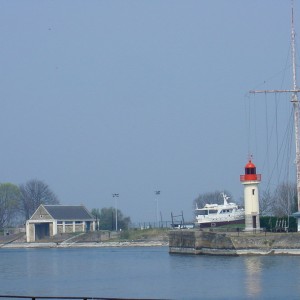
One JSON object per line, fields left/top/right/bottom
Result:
{"left": 250, "top": 2, "right": 300, "bottom": 231}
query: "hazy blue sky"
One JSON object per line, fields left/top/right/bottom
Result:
{"left": 0, "top": 1, "right": 298, "bottom": 223}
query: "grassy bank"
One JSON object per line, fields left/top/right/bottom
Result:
{"left": 117, "top": 228, "right": 169, "bottom": 242}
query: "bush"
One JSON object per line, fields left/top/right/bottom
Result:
{"left": 119, "top": 230, "right": 130, "bottom": 240}
{"left": 260, "top": 216, "right": 297, "bottom": 232}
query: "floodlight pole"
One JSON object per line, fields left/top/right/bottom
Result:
{"left": 112, "top": 193, "right": 119, "bottom": 231}
{"left": 155, "top": 191, "right": 160, "bottom": 227}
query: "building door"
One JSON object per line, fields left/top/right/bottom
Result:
{"left": 86, "top": 222, "right": 90, "bottom": 231}
{"left": 252, "top": 216, "right": 257, "bottom": 229}
{"left": 35, "top": 223, "right": 50, "bottom": 240}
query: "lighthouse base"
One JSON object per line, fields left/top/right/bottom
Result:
{"left": 244, "top": 214, "right": 261, "bottom": 231}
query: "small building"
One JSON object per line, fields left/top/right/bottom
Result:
{"left": 26, "top": 204, "right": 96, "bottom": 242}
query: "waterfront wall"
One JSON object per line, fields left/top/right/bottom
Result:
{"left": 168, "top": 230, "right": 300, "bottom": 255}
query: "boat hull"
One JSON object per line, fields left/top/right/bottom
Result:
{"left": 196, "top": 218, "right": 245, "bottom": 228}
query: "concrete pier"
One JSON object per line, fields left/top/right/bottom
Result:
{"left": 168, "top": 229, "right": 300, "bottom": 255}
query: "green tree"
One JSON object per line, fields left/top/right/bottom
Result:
{"left": 93, "top": 207, "right": 131, "bottom": 231}
{"left": 0, "top": 183, "right": 21, "bottom": 229}
{"left": 19, "top": 179, "right": 59, "bottom": 220}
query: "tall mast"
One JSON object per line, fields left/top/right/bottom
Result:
{"left": 250, "top": 3, "right": 300, "bottom": 217}
{"left": 291, "top": 5, "right": 300, "bottom": 212}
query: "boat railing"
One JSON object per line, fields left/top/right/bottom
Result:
{"left": 199, "top": 226, "right": 267, "bottom": 234}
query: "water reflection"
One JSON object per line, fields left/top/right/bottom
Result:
{"left": 3, "top": 248, "right": 300, "bottom": 299}
{"left": 244, "top": 256, "right": 262, "bottom": 297}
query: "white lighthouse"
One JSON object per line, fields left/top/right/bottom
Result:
{"left": 240, "top": 159, "right": 261, "bottom": 231}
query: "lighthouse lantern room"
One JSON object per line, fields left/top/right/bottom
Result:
{"left": 240, "top": 159, "right": 261, "bottom": 231}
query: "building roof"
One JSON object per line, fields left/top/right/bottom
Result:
{"left": 292, "top": 212, "right": 300, "bottom": 218}
{"left": 43, "top": 205, "right": 95, "bottom": 220}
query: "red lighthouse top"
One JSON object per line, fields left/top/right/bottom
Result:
{"left": 240, "top": 160, "right": 261, "bottom": 182}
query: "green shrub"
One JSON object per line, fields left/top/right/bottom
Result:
{"left": 260, "top": 216, "right": 297, "bottom": 232}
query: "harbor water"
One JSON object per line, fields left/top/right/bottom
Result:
{"left": 1, "top": 246, "right": 300, "bottom": 299}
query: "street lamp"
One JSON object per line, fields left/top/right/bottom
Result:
{"left": 155, "top": 190, "right": 160, "bottom": 226}
{"left": 112, "top": 193, "right": 119, "bottom": 231}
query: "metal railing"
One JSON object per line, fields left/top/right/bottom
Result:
{"left": 0, "top": 296, "right": 167, "bottom": 300}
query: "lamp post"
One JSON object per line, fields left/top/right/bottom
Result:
{"left": 112, "top": 193, "right": 119, "bottom": 231}
{"left": 155, "top": 191, "right": 160, "bottom": 227}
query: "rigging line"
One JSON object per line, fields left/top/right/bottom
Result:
{"left": 278, "top": 111, "right": 294, "bottom": 183}
{"left": 286, "top": 114, "right": 294, "bottom": 183}
{"left": 248, "top": 98, "right": 251, "bottom": 156}
{"left": 279, "top": 115, "right": 294, "bottom": 189}
{"left": 261, "top": 93, "right": 278, "bottom": 178}
{"left": 275, "top": 93, "right": 279, "bottom": 179}
{"left": 246, "top": 93, "right": 257, "bottom": 158}
{"left": 249, "top": 66, "right": 296, "bottom": 93}
{"left": 265, "top": 93, "right": 270, "bottom": 178}
{"left": 276, "top": 115, "right": 287, "bottom": 184}
{"left": 263, "top": 109, "right": 294, "bottom": 191}
{"left": 259, "top": 45, "right": 292, "bottom": 189}
{"left": 278, "top": 40, "right": 293, "bottom": 176}
{"left": 284, "top": 110, "right": 294, "bottom": 216}
{"left": 254, "top": 93, "right": 258, "bottom": 159}
{"left": 244, "top": 94, "right": 251, "bottom": 156}
{"left": 274, "top": 109, "right": 293, "bottom": 180}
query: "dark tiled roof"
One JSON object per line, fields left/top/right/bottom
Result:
{"left": 44, "top": 205, "right": 94, "bottom": 220}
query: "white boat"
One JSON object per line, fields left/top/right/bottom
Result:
{"left": 195, "top": 193, "right": 245, "bottom": 228}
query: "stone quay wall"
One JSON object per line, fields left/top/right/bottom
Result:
{"left": 168, "top": 230, "right": 300, "bottom": 255}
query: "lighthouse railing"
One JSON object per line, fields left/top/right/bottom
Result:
{"left": 240, "top": 174, "right": 261, "bottom": 182}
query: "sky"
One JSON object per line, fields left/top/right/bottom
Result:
{"left": 0, "top": 0, "right": 299, "bottom": 223}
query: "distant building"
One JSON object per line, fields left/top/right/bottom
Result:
{"left": 26, "top": 205, "right": 96, "bottom": 242}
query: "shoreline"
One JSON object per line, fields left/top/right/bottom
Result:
{"left": 0, "top": 240, "right": 169, "bottom": 249}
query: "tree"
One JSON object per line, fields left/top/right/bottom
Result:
{"left": 19, "top": 179, "right": 59, "bottom": 220}
{"left": 271, "top": 182, "right": 297, "bottom": 217}
{"left": 259, "top": 189, "right": 274, "bottom": 216}
{"left": 0, "top": 183, "right": 21, "bottom": 229}
{"left": 92, "top": 207, "right": 131, "bottom": 231}
{"left": 193, "top": 190, "right": 235, "bottom": 215}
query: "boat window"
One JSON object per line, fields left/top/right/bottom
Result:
{"left": 208, "top": 210, "right": 218, "bottom": 214}
{"left": 198, "top": 210, "right": 208, "bottom": 215}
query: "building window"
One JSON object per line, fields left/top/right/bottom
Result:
{"left": 252, "top": 189, "right": 255, "bottom": 195}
